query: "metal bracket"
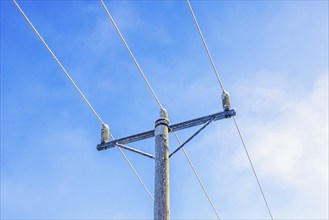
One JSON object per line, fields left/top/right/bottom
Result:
{"left": 116, "top": 144, "right": 155, "bottom": 159}
{"left": 169, "top": 117, "right": 215, "bottom": 157}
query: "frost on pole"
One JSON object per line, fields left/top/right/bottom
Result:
{"left": 154, "top": 108, "right": 170, "bottom": 220}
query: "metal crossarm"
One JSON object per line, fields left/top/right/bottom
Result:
{"left": 97, "top": 109, "right": 236, "bottom": 151}
{"left": 97, "top": 130, "right": 155, "bottom": 150}
{"left": 170, "top": 109, "right": 235, "bottom": 132}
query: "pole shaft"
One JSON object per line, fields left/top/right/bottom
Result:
{"left": 154, "top": 109, "right": 170, "bottom": 220}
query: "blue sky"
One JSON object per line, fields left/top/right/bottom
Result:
{"left": 1, "top": 0, "right": 328, "bottom": 219}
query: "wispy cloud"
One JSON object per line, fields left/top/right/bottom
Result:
{"left": 200, "top": 71, "right": 328, "bottom": 219}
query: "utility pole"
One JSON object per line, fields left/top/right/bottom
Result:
{"left": 97, "top": 107, "right": 236, "bottom": 220}
{"left": 154, "top": 108, "right": 170, "bottom": 219}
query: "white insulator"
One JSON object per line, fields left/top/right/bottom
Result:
{"left": 101, "top": 124, "right": 110, "bottom": 144}
{"left": 221, "top": 90, "right": 231, "bottom": 111}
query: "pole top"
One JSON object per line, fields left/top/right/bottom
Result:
{"left": 160, "top": 108, "right": 168, "bottom": 119}
{"left": 155, "top": 108, "right": 169, "bottom": 133}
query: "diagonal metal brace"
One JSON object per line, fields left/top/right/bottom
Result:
{"left": 116, "top": 143, "right": 155, "bottom": 159}
{"left": 97, "top": 109, "right": 236, "bottom": 151}
{"left": 169, "top": 118, "right": 215, "bottom": 158}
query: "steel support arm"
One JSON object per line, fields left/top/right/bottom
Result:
{"left": 97, "top": 109, "right": 236, "bottom": 151}
{"left": 117, "top": 143, "right": 155, "bottom": 159}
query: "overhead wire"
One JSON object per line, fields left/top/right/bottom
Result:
{"left": 186, "top": 1, "right": 274, "bottom": 219}
{"left": 12, "top": 0, "right": 104, "bottom": 125}
{"left": 13, "top": 0, "right": 154, "bottom": 202}
{"left": 173, "top": 133, "right": 221, "bottom": 220}
{"left": 100, "top": 1, "right": 221, "bottom": 219}
{"left": 100, "top": 0, "right": 163, "bottom": 110}
{"left": 14, "top": 0, "right": 272, "bottom": 217}
{"left": 110, "top": 133, "right": 155, "bottom": 201}
{"left": 170, "top": 118, "right": 215, "bottom": 158}
{"left": 117, "top": 143, "right": 155, "bottom": 159}
{"left": 233, "top": 118, "right": 274, "bottom": 219}
{"left": 186, "top": 0, "right": 225, "bottom": 93}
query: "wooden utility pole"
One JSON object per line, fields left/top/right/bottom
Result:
{"left": 97, "top": 108, "right": 236, "bottom": 220}
{"left": 154, "top": 108, "right": 170, "bottom": 219}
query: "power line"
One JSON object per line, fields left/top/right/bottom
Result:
{"left": 233, "top": 117, "right": 274, "bottom": 220}
{"left": 111, "top": 131, "right": 155, "bottom": 201}
{"left": 173, "top": 133, "right": 221, "bottom": 220}
{"left": 100, "top": 1, "right": 221, "bottom": 218}
{"left": 186, "top": 1, "right": 274, "bottom": 219}
{"left": 12, "top": 0, "right": 104, "bottom": 125}
{"left": 170, "top": 118, "right": 214, "bottom": 158}
{"left": 186, "top": 0, "right": 225, "bottom": 93}
{"left": 13, "top": 0, "right": 154, "bottom": 202}
{"left": 15, "top": 0, "right": 273, "bottom": 218}
{"left": 117, "top": 143, "right": 155, "bottom": 159}
{"left": 117, "top": 147, "right": 154, "bottom": 202}
{"left": 100, "top": 0, "right": 163, "bottom": 110}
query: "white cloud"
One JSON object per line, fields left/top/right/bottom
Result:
{"left": 206, "top": 71, "right": 329, "bottom": 219}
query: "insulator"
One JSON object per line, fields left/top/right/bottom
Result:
{"left": 221, "top": 90, "right": 231, "bottom": 111}
{"left": 101, "top": 124, "right": 110, "bottom": 144}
